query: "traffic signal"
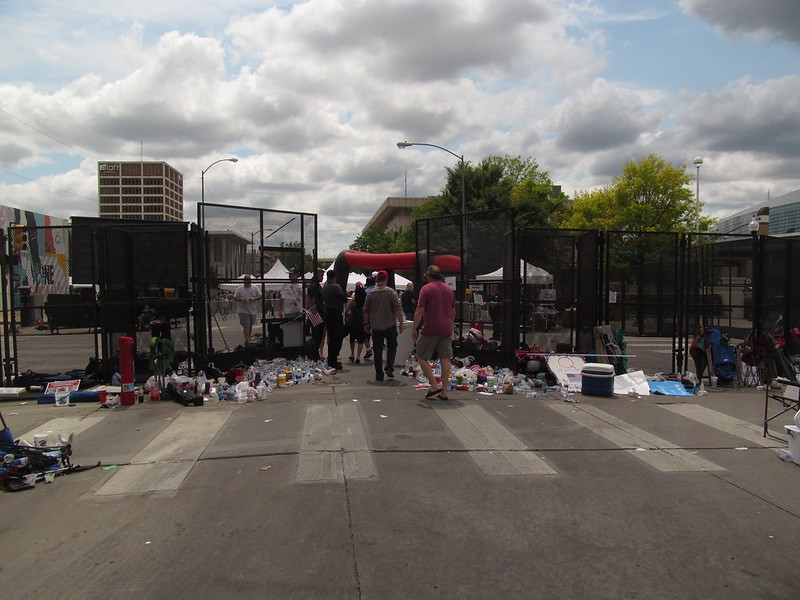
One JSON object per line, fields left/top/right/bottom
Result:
{"left": 12, "top": 225, "right": 28, "bottom": 252}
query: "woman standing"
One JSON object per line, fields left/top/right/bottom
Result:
{"left": 346, "top": 283, "right": 368, "bottom": 362}
{"left": 401, "top": 282, "right": 416, "bottom": 321}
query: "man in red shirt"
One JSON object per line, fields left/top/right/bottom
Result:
{"left": 412, "top": 265, "right": 455, "bottom": 400}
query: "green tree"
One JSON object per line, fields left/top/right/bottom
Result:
{"left": 349, "top": 224, "right": 397, "bottom": 254}
{"left": 560, "top": 154, "right": 711, "bottom": 232}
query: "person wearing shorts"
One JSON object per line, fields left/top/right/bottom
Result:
{"left": 413, "top": 264, "right": 455, "bottom": 400}
{"left": 234, "top": 275, "right": 262, "bottom": 343}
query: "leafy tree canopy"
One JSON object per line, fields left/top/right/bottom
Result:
{"left": 559, "top": 154, "right": 713, "bottom": 232}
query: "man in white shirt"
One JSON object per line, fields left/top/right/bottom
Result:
{"left": 233, "top": 275, "right": 262, "bottom": 343}
{"left": 279, "top": 268, "right": 303, "bottom": 318}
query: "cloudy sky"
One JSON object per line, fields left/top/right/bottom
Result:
{"left": 1, "top": 0, "right": 799, "bottom": 256}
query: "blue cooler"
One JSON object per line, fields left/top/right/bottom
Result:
{"left": 581, "top": 363, "right": 615, "bottom": 397}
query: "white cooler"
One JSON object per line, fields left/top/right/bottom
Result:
{"left": 785, "top": 425, "right": 800, "bottom": 465}
{"left": 581, "top": 363, "right": 615, "bottom": 397}
{"left": 393, "top": 321, "right": 415, "bottom": 367}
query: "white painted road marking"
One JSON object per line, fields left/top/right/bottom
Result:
{"left": 297, "top": 403, "right": 377, "bottom": 482}
{"left": 433, "top": 404, "right": 557, "bottom": 475}
{"left": 19, "top": 416, "right": 105, "bottom": 443}
{"left": 545, "top": 400, "right": 725, "bottom": 472}
{"left": 95, "top": 410, "right": 231, "bottom": 496}
{"left": 658, "top": 403, "right": 775, "bottom": 447}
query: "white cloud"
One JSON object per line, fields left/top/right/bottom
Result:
{"left": 681, "top": 0, "right": 800, "bottom": 45}
{"left": 0, "top": 0, "right": 799, "bottom": 257}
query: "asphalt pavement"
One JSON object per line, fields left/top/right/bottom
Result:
{"left": 1, "top": 360, "right": 799, "bottom": 600}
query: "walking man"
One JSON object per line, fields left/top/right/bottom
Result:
{"left": 363, "top": 270, "right": 404, "bottom": 381}
{"left": 233, "top": 275, "right": 262, "bottom": 344}
{"left": 322, "top": 270, "right": 347, "bottom": 371}
{"left": 413, "top": 265, "right": 455, "bottom": 400}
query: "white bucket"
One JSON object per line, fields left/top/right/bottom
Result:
{"left": 34, "top": 433, "right": 49, "bottom": 447}
{"left": 785, "top": 425, "right": 800, "bottom": 466}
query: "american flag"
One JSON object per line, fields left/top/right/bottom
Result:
{"left": 304, "top": 306, "right": 323, "bottom": 327}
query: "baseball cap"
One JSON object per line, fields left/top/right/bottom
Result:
{"left": 377, "top": 270, "right": 388, "bottom": 280}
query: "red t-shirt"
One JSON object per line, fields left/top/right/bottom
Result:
{"left": 417, "top": 280, "right": 455, "bottom": 336}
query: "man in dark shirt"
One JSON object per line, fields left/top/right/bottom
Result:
{"left": 305, "top": 267, "right": 326, "bottom": 360}
{"left": 321, "top": 270, "right": 347, "bottom": 370}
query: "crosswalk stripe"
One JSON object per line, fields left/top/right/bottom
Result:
{"left": 545, "top": 400, "right": 725, "bottom": 472}
{"left": 433, "top": 404, "right": 557, "bottom": 475}
{"left": 19, "top": 416, "right": 105, "bottom": 444}
{"left": 94, "top": 410, "right": 231, "bottom": 496}
{"left": 658, "top": 403, "right": 774, "bottom": 447}
{"left": 297, "top": 404, "right": 377, "bottom": 481}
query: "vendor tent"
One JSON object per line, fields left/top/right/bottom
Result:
{"left": 219, "top": 274, "right": 253, "bottom": 291}
{"left": 394, "top": 273, "right": 412, "bottom": 289}
{"left": 475, "top": 260, "right": 553, "bottom": 285}
{"left": 263, "top": 259, "right": 291, "bottom": 281}
{"left": 346, "top": 272, "right": 366, "bottom": 292}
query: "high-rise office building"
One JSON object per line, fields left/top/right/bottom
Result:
{"left": 97, "top": 161, "right": 184, "bottom": 221}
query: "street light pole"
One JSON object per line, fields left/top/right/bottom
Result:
{"left": 397, "top": 142, "right": 465, "bottom": 219}
{"left": 397, "top": 141, "right": 468, "bottom": 336}
{"left": 201, "top": 157, "right": 239, "bottom": 206}
{"left": 693, "top": 157, "right": 703, "bottom": 232}
{"left": 749, "top": 216, "right": 761, "bottom": 353}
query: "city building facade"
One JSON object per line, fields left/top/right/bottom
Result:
{"left": 97, "top": 161, "right": 184, "bottom": 221}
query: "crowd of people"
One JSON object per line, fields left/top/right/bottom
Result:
{"left": 228, "top": 265, "right": 456, "bottom": 397}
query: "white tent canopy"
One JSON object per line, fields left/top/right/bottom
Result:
{"left": 346, "top": 272, "right": 366, "bottom": 292}
{"left": 262, "top": 259, "right": 291, "bottom": 282}
{"left": 219, "top": 273, "right": 253, "bottom": 291}
{"left": 394, "top": 273, "right": 412, "bottom": 289}
{"left": 475, "top": 260, "right": 553, "bottom": 285}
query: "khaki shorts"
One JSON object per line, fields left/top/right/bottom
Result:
{"left": 238, "top": 312, "right": 258, "bottom": 327}
{"left": 416, "top": 334, "right": 453, "bottom": 361}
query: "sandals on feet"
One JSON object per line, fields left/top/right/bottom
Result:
{"left": 436, "top": 393, "right": 449, "bottom": 401}
{"left": 425, "top": 387, "right": 443, "bottom": 399}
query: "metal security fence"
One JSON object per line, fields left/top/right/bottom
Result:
{"left": 3, "top": 207, "right": 798, "bottom": 385}
{"left": 415, "top": 212, "right": 800, "bottom": 379}
{"left": 197, "top": 203, "right": 318, "bottom": 356}
{"left": 2, "top": 219, "right": 193, "bottom": 382}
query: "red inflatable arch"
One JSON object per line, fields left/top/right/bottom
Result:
{"left": 332, "top": 250, "right": 461, "bottom": 288}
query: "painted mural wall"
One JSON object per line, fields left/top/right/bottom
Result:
{"left": 1, "top": 205, "right": 70, "bottom": 297}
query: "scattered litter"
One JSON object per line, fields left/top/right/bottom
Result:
{"left": 264, "top": 419, "right": 273, "bottom": 423}
{"left": 380, "top": 415, "right": 388, "bottom": 418}
{"left": 373, "top": 399, "right": 381, "bottom": 402}
{"left": 259, "top": 465, "right": 272, "bottom": 471}
{"left": 145, "top": 541, "right": 152, "bottom": 545}
{"left": 635, "top": 447, "right": 648, "bottom": 452}
{"left": 776, "top": 449, "right": 796, "bottom": 462}
{"left": 101, "top": 465, "right": 120, "bottom": 470}
{"left": 735, "top": 447, "right": 748, "bottom": 451}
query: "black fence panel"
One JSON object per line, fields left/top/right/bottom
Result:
{"left": 4, "top": 219, "right": 192, "bottom": 383}
{"left": 197, "top": 203, "right": 318, "bottom": 356}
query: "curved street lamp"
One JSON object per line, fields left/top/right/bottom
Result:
{"left": 693, "top": 156, "right": 703, "bottom": 232}
{"left": 201, "top": 157, "right": 238, "bottom": 205}
{"left": 397, "top": 142, "right": 465, "bottom": 219}
{"left": 397, "top": 140, "right": 468, "bottom": 309}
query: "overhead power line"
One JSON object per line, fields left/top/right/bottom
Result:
{"left": 0, "top": 106, "right": 100, "bottom": 160}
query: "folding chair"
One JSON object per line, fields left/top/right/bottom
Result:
{"left": 763, "top": 378, "right": 800, "bottom": 439}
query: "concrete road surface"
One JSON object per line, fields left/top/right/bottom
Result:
{"left": 1, "top": 364, "right": 798, "bottom": 600}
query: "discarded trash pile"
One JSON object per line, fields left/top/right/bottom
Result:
{"left": 100, "top": 358, "right": 337, "bottom": 407}
{"left": 0, "top": 411, "right": 99, "bottom": 492}
{"left": 401, "top": 354, "right": 721, "bottom": 399}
